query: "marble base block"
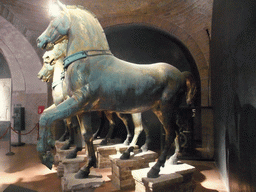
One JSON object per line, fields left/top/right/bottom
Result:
{"left": 96, "top": 143, "right": 138, "bottom": 168}
{"left": 131, "top": 163, "right": 196, "bottom": 192}
{"left": 61, "top": 171, "right": 104, "bottom": 192}
{"left": 110, "top": 151, "right": 158, "bottom": 190}
{"left": 55, "top": 146, "right": 77, "bottom": 177}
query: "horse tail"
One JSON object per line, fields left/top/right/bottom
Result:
{"left": 182, "top": 71, "right": 197, "bottom": 105}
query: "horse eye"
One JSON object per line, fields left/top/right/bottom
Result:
{"left": 50, "top": 60, "right": 56, "bottom": 66}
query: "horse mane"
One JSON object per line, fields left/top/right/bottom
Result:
{"left": 63, "top": 4, "right": 110, "bottom": 51}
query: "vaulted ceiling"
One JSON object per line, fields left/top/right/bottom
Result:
{"left": 0, "top": 0, "right": 213, "bottom": 107}
{"left": 0, "top": 0, "right": 166, "bottom": 32}
{"left": 0, "top": 0, "right": 174, "bottom": 56}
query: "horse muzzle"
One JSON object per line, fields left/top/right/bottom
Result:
{"left": 37, "top": 38, "right": 54, "bottom": 50}
{"left": 38, "top": 151, "right": 54, "bottom": 170}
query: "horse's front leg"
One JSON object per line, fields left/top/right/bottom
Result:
{"left": 75, "top": 112, "right": 97, "bottom": 179}
{"left": 37, "top": 95, "right": 86, "bottom": 169}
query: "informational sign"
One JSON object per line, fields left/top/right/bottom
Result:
{"left": 0, "top": 79, "right": 11, "bottom": 121}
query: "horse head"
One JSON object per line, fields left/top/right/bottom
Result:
{"left": 38, "top": 39, "right": 68, "bottom": 82}
{"left": 38, "top": 52, "right": 56, "bottom": 82}
{"left": 37, "top": 0, "right": 70, "bottom": 50}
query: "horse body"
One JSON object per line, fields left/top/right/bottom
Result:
{"left": 65, "top": 56, "right": 184, "bottom": 114}
{"left": 37, "top": 1, "right": 196, "bottom": 179}
{"left": 38, "top": 39, "right": 144, "bottom": 149}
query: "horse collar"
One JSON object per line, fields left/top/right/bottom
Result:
{"left": 63, "top": 50, "right": 112, "bottom": 70}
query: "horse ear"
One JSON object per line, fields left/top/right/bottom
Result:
{"left": 55, "top": 0, "right": 67, "bottom": 12}
{"left": 49, "top": 0, "right": 70, "bottom": 18}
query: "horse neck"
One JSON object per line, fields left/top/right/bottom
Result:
{"left": 52, "top": 59, "right": 64, "bottom": 83}
{"left": 66, "top": 10, "right": 110, "bottom": 56}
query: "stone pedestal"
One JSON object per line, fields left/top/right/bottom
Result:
{"left": 61, "top": 171, "right": 104, "bottom": 192}
{"left": 96, "top": 143, "right": 138, "bottom": 168}
{"left": 55, "top": 140, "right": 69, "bottom": 150}
{"left": 55, "top": 146, "right": 76, "bottom": 164}
{"left": 110, "top": 151, "right": 158, "bottom": 190}
{"left": 62, "top": 155, "right": 87, "bottom": 176}
{"left": 131, "top": 163, "right": 196, "bottom": 192}
{"left": 55, "top": 146, "right": 77, "bottom": 177}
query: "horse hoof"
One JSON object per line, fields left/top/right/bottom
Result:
{"left": 47, "top": 138, "right": 55, "bottom": 149}
{"left": 120, "top": 151, "right": 130, "bottom": 160}
{"left": 140, "top": 144, "right": 148, "bottom": 152}
{"left": 99, "top": 139, "right": 107, "bottom": 145}
{"left": 75, "top": 169, "right": 89, "bottom": 179}
{"left": 147, "top": 167, "right": 160, "bottom": 178}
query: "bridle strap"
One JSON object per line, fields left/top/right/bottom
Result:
{"left": 63, "top": 50, "right": 112, "bottom": 70}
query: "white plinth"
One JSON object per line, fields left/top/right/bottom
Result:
{"left": 132, "top": 163, "right": 196, "bottom": 192}
{"left": 61, "top": 171, "right": 104, "bottom": 192}
{"left": 96, "top": 143, "right": 138, "bottom": 168}
{"left": 110, "top": 151, "right": 158, "bottom": 190}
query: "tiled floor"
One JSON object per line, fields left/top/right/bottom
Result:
{"left": 0, "top": 141, "right": 227, "bottom": 192}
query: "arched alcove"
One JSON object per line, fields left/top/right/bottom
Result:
{"left": 0, "top": 53, "right": 11, "bottom": 78}
{"left": 103, "top": 24, "right": 201, "bottom": 151}
{"left": 0, "top": 52, "right": 11, "bottom": 140}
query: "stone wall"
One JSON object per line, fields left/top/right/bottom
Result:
{"left": 0, "top": 16, "right": 47, "bottom": 144}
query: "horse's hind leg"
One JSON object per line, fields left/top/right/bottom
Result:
{"left": 75, "top": 112, "right": 96, "bottom": 179}
{"left": 120, "top": 113, "right": 143, "bottom": 159}
{"left": 116, "top": 113, "right": 133, "bottom": 145}
{"left": 99, "top": 111, "right": 115, "bottom": 145}
{"left": 165, "top": 132, "right": 180, "bottom": 165}
{"left": 147, "top": 103, "right": 178, "bottom": 178}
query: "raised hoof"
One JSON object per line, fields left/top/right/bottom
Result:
{"left": 147, "top": 167, "right": 160, "bottom": 178}
{"left": 120, "top": 151, "right": 130, "bottom": 160}
{"left": 75, "top": 169, "right": 89, "bottom": 179}
{"left": 61, "top": 143, "right": 70, "bottom": 150}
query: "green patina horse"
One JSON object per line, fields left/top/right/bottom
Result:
{"left": 36, "top": 0, "right": 196, "bottom": 178}
{"left": 37, "top": 39, "right": 148, "bottom": 156}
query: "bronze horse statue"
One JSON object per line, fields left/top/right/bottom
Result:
{"left": 38, "top": 38, "right": 147, "bottom": 153}
{"left": 36, "top": 0, "right": 196, "bottom": 178}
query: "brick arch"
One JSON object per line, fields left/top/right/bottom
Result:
{"left": 0, "top": 16, "right": 47, "bottom": 94}
{"left": 100, "top": 15, "right": 210, "bottom": 106}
